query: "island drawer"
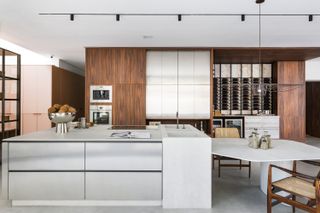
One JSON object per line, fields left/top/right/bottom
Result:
{"left": 86, "top": 143, "right": 162, "bottom": 171}
{"left": 9, "top": 172, "right": 84, "bottom": 200}
{"left": 8, "top": 143, "right": 85, "bottom": 170}
{"left": 85, "top": 172, "right": 162, "bottom": 200}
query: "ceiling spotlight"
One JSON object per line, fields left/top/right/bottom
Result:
{"left": 70, "top": 14, "right": 74, "bottom": 21}
{"left": 309, "top": 15, "right": 313, "bottom": 22}
{"left": 178, "top": 14, "right": 182, "bottom": 21}
{"left": 116, "top": 14, "right": 120, "bottom": 21}
{"left": 241, "top": 14, "right": 245, "bottom": 22}
{"left": 256, "top": 0, "right": 265, "bottom": 3}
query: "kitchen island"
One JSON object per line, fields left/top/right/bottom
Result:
{"left": 1, "top": 125, "right": 211, "bottom": 208}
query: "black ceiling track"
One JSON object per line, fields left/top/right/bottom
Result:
{"left": 38, "top": 12, "right": 320, "bottom": 17}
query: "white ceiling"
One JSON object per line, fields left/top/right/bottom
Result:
{"left": 1, "top": 0, "right": 320, "bottom": 70}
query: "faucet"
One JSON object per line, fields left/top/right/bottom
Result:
{"left": 176, "top": 111, "right": 179, "bottom": 129}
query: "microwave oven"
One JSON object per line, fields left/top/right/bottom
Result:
{"left": 90, "top": 85, "right": 112, "bottom": 103}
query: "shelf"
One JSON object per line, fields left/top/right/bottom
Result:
{"left": 0, "top": 76, "right": 19, "bottom": 80}
{"left": 1, "top": 119, "right": 18, "bottom": 123}
{"left": 1, "top": 98, "right": 19, "bottom": 101}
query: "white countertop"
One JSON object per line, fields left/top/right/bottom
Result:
{"left": 3, "top": 124, "right": 208, "bottom": 142}
{"left": 3, "top": 125, "right": 163, "bottom": 142}
{"left": 212, "top": 138, "right": 320, "bottom": 162}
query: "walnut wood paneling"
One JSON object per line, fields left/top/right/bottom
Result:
{"left": 52, "top": 66, "right": 85, "bottom": 119}
{"left": 306, "top": 82, "right": 320, "bottom": 138}
{"left": 85, "top": 48, "right": 146, "bottom": 125}
{"left": 215, "top": 48, "right": 320, "bottom": 64}
{"left": 274, "top": 61, "right": 306, "bottom": 142}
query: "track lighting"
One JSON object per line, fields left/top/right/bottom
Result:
{"left": 241, "top": 14, "right": 245, "bottom": 22}
{"left": 70, "top": 14, "right": 74, "bottom": 21}
{"left": 309, "top": 15, "right": 313, "bottom": 22}
{"left": 178, "top": 14, "right": 182, "bottom": 21}
{"left": 116, "top": 14, "right": 120, "bottom": 21}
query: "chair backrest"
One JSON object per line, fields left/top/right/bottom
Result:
{"left": 215, "top": 128, "right": 240, "bottom": 138}
{"left": 294, "top": 160, "right": 320, "bottom": 185}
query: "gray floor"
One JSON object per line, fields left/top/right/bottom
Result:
{"left": 0, "top": 136, "right": 319, "bottom": 213}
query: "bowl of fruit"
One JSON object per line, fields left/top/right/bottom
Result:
{"left": 48, "top": 104, "right": 77, "bottom": 134}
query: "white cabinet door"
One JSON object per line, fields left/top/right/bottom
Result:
{"left": 86, "top": 143, "right": 162, "bottom": 171}
{"left": 86, "top": 172, "right": 162, "bottom": 200}
{"left": 178, "top": 51, "right": 194, "bottom": 85}
{"left": 37, "top": 113, "right": 51, "bottom": 131}
{"left": 162, "top": 85, "right": 177, "bottom": 118}
{"left": 9, "top": 143, "right": 85, "bottom": 170}
{"left": 194, "top": 51, "right": 210, "bottom": 84}
{"left": 21, "top": 113, "right": 37, "bottom": 135}
{"left": 178, "top": 85, "right": 194, "bottom": 118}
{"left": 21, "top": 67, "right": 38, "bottom": 113}
{"left": 162, "top": 51, "right": 177, "bottom": 85}
{"left": 146, "top": 51, "right": 162, "bottom": 85}
{"left": 9, "top": 172, "right": 84, "bottom": 200}
{"left": 146, "top": 85, "right": 162, "bottom": 118}
{"left": 36, "top": 66, "right": 52, "bottom": 113}
{"left": 194, "top": 85, "right": 210, "bottom": 119}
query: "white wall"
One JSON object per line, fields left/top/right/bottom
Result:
{"left": 306, "top": 58, "right": 320, "bottom": 81}
{"left": 0, "top": 38, "right": 58, "bottom": 65}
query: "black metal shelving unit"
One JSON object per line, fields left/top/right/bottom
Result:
{"left": 0, "top": 47, "right": 21, "bottom": 143}
{"left": 213, "top": 63, "right": 273, "bottom": 115}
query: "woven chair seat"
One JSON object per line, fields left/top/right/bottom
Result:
{"left": 273, "top": 177, "right": 315, "bottom": 199}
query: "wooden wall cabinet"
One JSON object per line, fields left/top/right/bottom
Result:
{"left": 85, "top": 48, "right": 146, "bottom": 125}
{"left": 306, "top": 82, "right": 320, "bottom": 138}
{"left": 274, "top": 61, "right": 306, "bottom": 142}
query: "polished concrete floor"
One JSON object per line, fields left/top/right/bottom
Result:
{"left": 0, "top": 136, "right": 319, "bottom": 213}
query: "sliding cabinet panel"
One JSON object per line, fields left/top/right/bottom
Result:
{"left": 146, "top": 85, "right": 162, "bottom": 118}
{"left": 9, "top": 143, "right": 84, "bottom": 170}
{"left": 9, "top": 172, "right": 84, "bottom": 200}
{"left": 86, "top": 172, "right": 162, "bottom": 200}
{"left": 194, "top": 51, "right": 210, "bottom": 84}
{"left": 178, "top": 85, "right": 194, "bottom": 118}
{"left": 162, "top": 51, "right": 178, "bottom": 85}
{"left": 178, "top": 51, "right": 194, "bottom": 85}
{"left": 194, "top": 85, "right": 210, "bottom": 118}
{"left": 146, "top": 51, "right": 162, "bottom": 84}
{"left": 86, "top": 143, "right": 162, "bottom": 170}
{"left": 162, "top": 85, "right": 177, "bottom": 118}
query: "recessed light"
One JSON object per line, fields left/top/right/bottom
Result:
{"left": 142, "top": 35, "right": 154, "bottom": 39}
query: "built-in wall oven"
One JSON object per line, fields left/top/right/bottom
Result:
{"left": 90, "top": 105, "right": 112, "bottom": 125}
{"left": 90, "top": 85, "right": 112, "bottom": 103}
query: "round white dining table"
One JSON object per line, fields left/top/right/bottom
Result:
{"left": 212, "top": 138, "right": 320, "bottom": 194}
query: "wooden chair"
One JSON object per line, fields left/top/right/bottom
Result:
{"left": 267, "top": 160, "right": 320, "bottom": 213}
{"left": 213, "top": 128, "right": 251, "bottom": 178}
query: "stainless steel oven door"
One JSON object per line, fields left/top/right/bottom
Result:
{"left": 92, "top": 112, "right": 111, "bottom": 125}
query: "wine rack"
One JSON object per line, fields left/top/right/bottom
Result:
{"left": 213, "top": 63, "right": 273, "bottom": 115}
